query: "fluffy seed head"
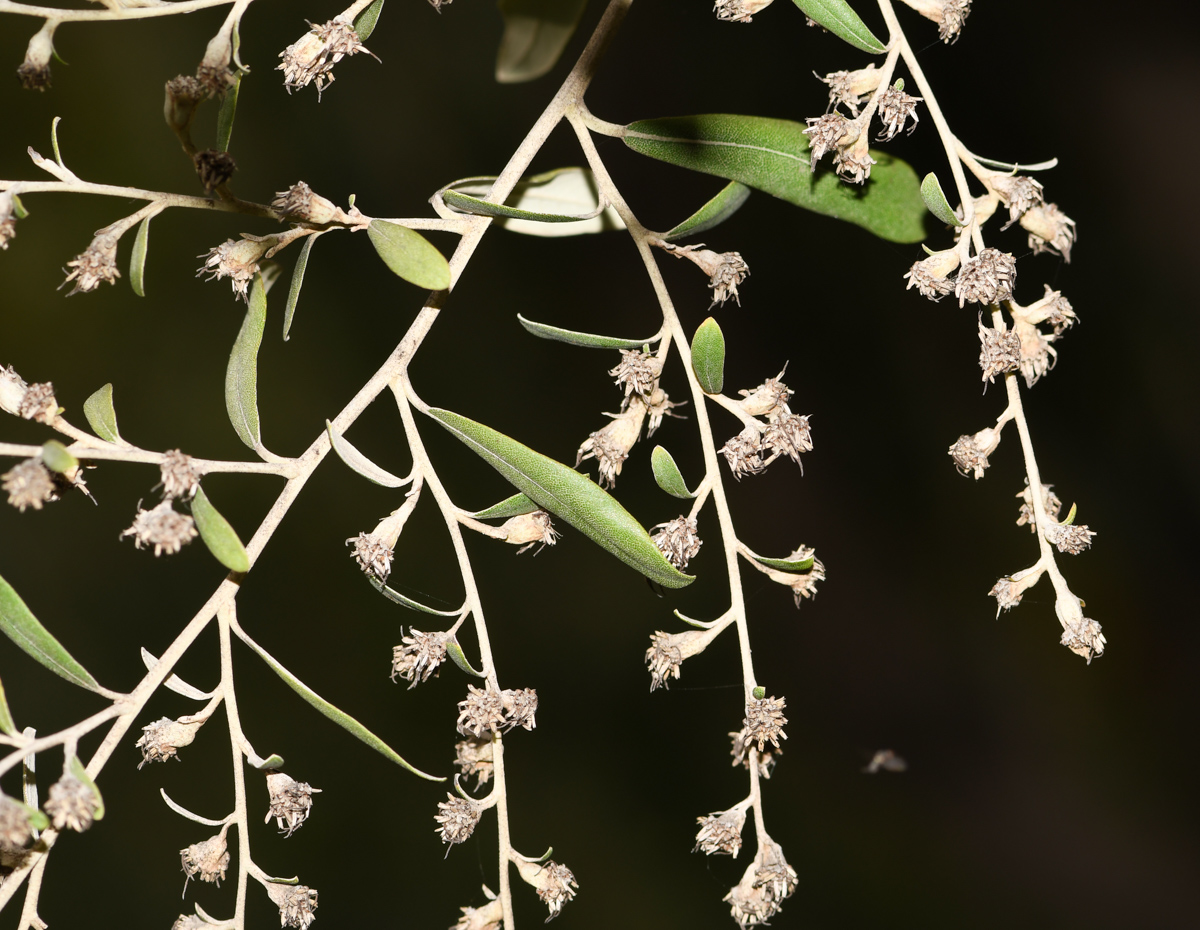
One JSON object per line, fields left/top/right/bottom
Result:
{"left": 515, "top": 859, "right": 578, "bottom": 921}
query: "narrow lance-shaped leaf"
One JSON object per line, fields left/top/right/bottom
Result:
{"left": 690, "top": 317, "right": 725, "bottom": 394}
{"left": 326, "top": 421, "right": 407, "bottom": 488}
{"left": 446, "top": 639, "right": 485, "bottom": 678}
{"left": 921, "top": 172, "right": 963, "bottom": 227}
{"left": 664, "top": 181, "right": 751, "bottom": 241}
{"left": 439, "top": 169, "right": 624, "bottom": 237}
{"left": 470, "top": 492, "right": 539, "bottom": 520}
{"left": 215, "top": 70, "right": 242, "bottom": 153}
{"left": 623, "top": 114, "right": 926, "bottom": 244}
{"left": 517, "top": 314, "right": 659, "bottom": 350}
{"left": 235, "top": 625, "right": 443, "bottom": 781}
{"left": 192, "top": 485, "right": 251, "bottom": 573}
{"left": 367, "top": 220, "right": 451, "bottom": 291}
{"left": 129, "top": 213, "right": 152, "bottom": 297}
{"left": 369, "top": 576, "right": 461, "bottom": 618}
{"left": 792, "top": 0, "right": 886, "bottom": 54}
{"left": 82, "top": 383, "right": 121, "bottom": 443}
{"left": 442, "top": 188, "right": 606, "bottom": 224}
{"left": 650, "top": 446, "right": 694, "bottom": 499}
{"left": 754, "top": 553, "right": 816, "bottom": 572}
{"left": 225, "top": 272, "right": 267, "bottom": 450}
{"left": 0, "top": 676, "right": 16, "bottom": 736}
{"left": 496, "top": 0, "right": 588, "bottom": 83}
{"left": 0, "top": 573, "right": 101, "bottom": 693}
{"left": 66, "top": 755, "right": 104, "bottom": 820}
{"left": 283, "top": 233, "right": 320, "bottom": 342}
{"left": 427, "top": 408, "right": 694, "bottom": 589}
{"left": 352, "top": 0, "right": 384, "bottom": 41}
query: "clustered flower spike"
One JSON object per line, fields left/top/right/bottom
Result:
{"left": 723, "top": 838, "right": 798, "bottom": 927}
{"left": 135, "top": 716, "right": 205, "bottom": 768}
{"left": 391, "top": 628, "right": 451, "bottom": 688}
{"left": 694, "top": 803, "right": 749, "bottom": 857}
{"left": 278, "top": 17, "right": 378, "bottom": 99}
{"left": 265, "top": 881, "right": 319, "bottom": 930}
{"left": 651, "top": 516, "right": 702, "bottom": 570}
{"left": 514, "top": 858, "right": 578, "bottom": 922}
{"left": 435, "top": 794, "right": 482, "bottom": 845}
{"left": 181, "top": 830, "right": 230, "bottom": 887}
{"left": 645, "top": 629, "right": 712, "bottom": 691}
{"left": 265, "top": 771, "right": 321, "bottom": 836}
{"left": 456, "top": 685, "right": 538, "bottom": 737}
{"left": 44, "top": 774, "right": 100, "bottom": 833}
{"left": 121, "top": 500, "right": 198, "bottom": 556}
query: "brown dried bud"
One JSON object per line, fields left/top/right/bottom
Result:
{"left": 1045, "top": 521, "right": 1096, "bottom": 555}
{"left": 164, "top": 75, "right": 206, "bottom": 133}
{"left": 44, "top": 774, "right": 100, "bottom": 833}
{"left": 817, "top": 64, "right": 882, "bottom": 117}
{"left": 1021, "top": 202, "right": 1076, "bottom": 262}
{"left": 456, "top": 685, "right": 537, "bottom": 737}
{"left": 265, "top": 881, "right": 319, "bottom": 930}
{"left": 18, "top": 381, "right": 57, "bottom": 424}
{"left": 0, "top": 364, "right": 27, "bottom": 415}
{"left": 833, "top": 132, "right": 877, "bottom": 184}
{"left": 898, "top": 0, "right": 972, "bottom": 43}
{"left": 730, "top": 727, "right": 780, "bottom": 778}
{"left": 272, "top": 181, "right": 341, "bottom": 224}
{"left": 738, "top": 370, "right": 792, "bottom": 418}
{"left": 181, "top": 830, "right": 230, "bottom": 886}
{"left": 0, "top": 193, "right": 18, "bottom": 250}
{"left": 265, "top": 772, "right": 320, "bottom": 837}
{"left": 1060, "top": 615, "right": 1105, "bottom": 664}
{"left": 1016, "top": 481, "right": 1062, "bottom": 532}
{"left": 988, "top": 564, "right": 1045, "bottom": 617}
{"left": 988, "top": 174, "right": 1044, "bottom": 229}
{"left": 744, "top": 695, "right": 788, "bottom": 752}
{"left": 763, "top": 413, "right": 813, "bottom": 466}
{"left": 713, "top": 0, "right": 776, "bottom": 23}
{"left": 346, "top": 532, "right": 394, "bottom": 582}
{"left": 876, "top": 83, "right": 922, "bottom": 140}
{"left": 804, "top": 113, "right": 852, "bottom": 168}
{"left": 948, "top": 426, "right": 1002, "bottom": 480}
{"left": 453, "top": 897, "right": 503, "bottom": 930}
{"left": 0, "top": 794, "right": 37, "bottom": 856}
{"left": 719, "top": 428, "right": 766, "bottom": 480}
{"left": 17, "top": 26, "right": 53, "bottom": 91}
{"left": 121, "top": 500, "right": 198, "bottom": 556}
{"left": 977, "top": 318, "right": 1022, "bottom": 384}
{"left": 135, "top": 715, "right": 205, "bottom": 768}
{"left": 609, "top": 349, "right": 663, "bottom": 400}
{"left": 193, "top": 149, "right": 236, "bottom": 193}
{"left": 904, "top": 248, "right": 960, "bottom": 300}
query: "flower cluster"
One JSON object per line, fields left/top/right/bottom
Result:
{"left": 456, "top": 685, "right": 538, "bottom": 737}
{"left": 278, "top": 17, "right": 377, "bottom": 99}
{"left": 723, "top": 838, "right": 797, "bottom": 927}
{"left": 391, "top": 628, "right": 451, "bottom": 688}
{"left": 720, "top": 370, "right": 812, "bottom": 479}
{"left": 265, "top": 771, "right": 321, "bottom": 836}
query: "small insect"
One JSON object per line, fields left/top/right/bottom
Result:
{"left": 863, "top": 749, "right": 908, "bottom": 774}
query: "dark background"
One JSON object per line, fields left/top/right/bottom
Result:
{"left": 1, "top": 1, "right": 1197, "bottom": 928}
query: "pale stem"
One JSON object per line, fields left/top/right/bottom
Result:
{"left": 217, "top": 601, "right": 252, "bottom": 929}
{"left": 0, "top": 441, "right": 295, "bottom": 476}
{"left": 0, "top": 0, "right": 238, "bottom": 22}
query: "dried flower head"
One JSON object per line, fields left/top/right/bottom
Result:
{"left": 988, "top": 564, "right": 1045, "bottom": 617}
{"left": 719, "top": 428, "right": 766, "bottom": 480}
{"left": 193, "top": 148, "right": 236, "bottom": 193}
{"left": 763, "top": 413, "right": 813, "bottom": 466}
{"left": 713, "top": 0, "right": 775, "bottom": 22}
{"left": 164, "top": 74, "right": 206, "bottom": 133}
{"left": 645, "top": 629, "right": 712, "bottom": 691}
{"left": 266, "top": 882, "right": 319, "bottom": 930}
{"left": 803, "top": 113, "right": 851, "bottom": 168}
{"left": 833, "top": 133, "right": 876, "bottom": 184}
{"left": 454, "top": 736, "right": 494, "bottom": 788}
{"left": 181, "top": 830, "right": 229, "bottom": 886}
{"left": 876, "top": 83, "right": 922, "bottom": 140}
{"left": 1016, "top": 481, "right": 1062, "bottom": 532}
{"left": 457, "top": 685, "right": 506, "bottom": 737}
{"left": 1060, "top": 615, "right": 1106, "bottom": 664}
{"left": 729, "top": 727, "right": 779, "bottom": 778}
{"left": 694, "top": 803, "right": 749, "bottom": 856}
{"left": 723, "top": 838, "right": 797, "bottom": 927}
{"left": 392, "top": 628, "right": 451, "bottom": 688}
{"left": 435, "top": 794, "right": 482, "bottom": 845}
{"left": 44, "top": 774, "right": 100, "bottom": 833}
{"left": 278, "top": 18, "right": 377, "bottom": 99}
{"left": 0, "top": 364, "right": 26, "bottom": 415}
{"left": 453, "top": 897, "right": 504, "bottom": 930}
{"left": 948, "top": 425, "right": 1002, "bottom": 479}
{"left": 0, "top": 193, "right": 18, "bottom": 250}
{"left": 657, "top": 242, "right": 749, "bottom": 306}
{"left": 18, "top": 381, "right": 57, "bottom": 424}
{"left": 1021, "top": 202, "right": 1076, "bottom": 262}
{"left": 515, "top": 859, "right": 578, "bottom": 921}
{"left": 121, "top": 500, "right": 198, "bottom": 556}
{"left": 904, "top": 248, "right": 961, "bottom": 299}
{"left": 576, "top": 397, "right": 647, "bottom": 488}
{"left": 17, "top": 27, "right": 53, "bottom": 90}
{"left": 1018, "top": 285, "right": 1077, "bottom": 334}
{"left": 198, "top": 236, "right": 273, "bottom": 301}
{"left": 3, "top": 458, "right": 57, "bottom": 512}
{"left": 272, "top": 181, "right": 341, "bottom": 225}
{"left": 501, "top": 687, "right": 538, "bottom": 732}
{"left": 989, "top": 174, "right": 1044, "bottom": 229}
{"left": 652, "top": 516, "right": 702, "bottom": 570}
{"left": 346, "top": 532, "right": 394, "bottom": 582}
{"left": 62, "top": 234, "right": 120, "bottom": 296}
{"left": 159, "top": 450, "right": 202, "bottom": 500}
{"left": 609, "top": 349, "right": 663, "bottom": 400}
{"left": 738, "top": 369, "right": 792, "bottom": 418}
{"left": 265, "top": 772, "right": 321, "bottom": 836}
{"left": 644, "top": 386, "right": 686, "bottom": 435}
{"left": 1045, "top": 521, "right": 1096, "bottom": 555}
{"left": 977, "top": 318, "right": 1022, "bottom": 384}
{"left": 744, "top": 695, "right": 787, "bottom": 752}
{"left": 899, "top": 0, "right": 972, "bottom": 43}
{"left": 502, "top": 510, "right": 559, "bottom": 555}
{"left": 1011, "top": 317, "right": 1059, "bottom": 387}
{"left": 0, "top": 795, "right": 36, "bottom": 854}
{"left": 817, "top": 64, "right": 881, "bottom": 117}
{"left": 955, "top": 248, "right": 1016, "bottom": 308}
{"left": 135, "top": 716, "right": 204, "bottom": 768}
{"left": 172, "top": 916, "right": 209, "bottom": 930}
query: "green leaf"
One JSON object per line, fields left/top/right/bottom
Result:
{"left": 326, "top": 421, "right": 407, "bottom": 488}
{"left": 283, "top": 233, "right": 319, "bottom": 342}
{"left": 82, "top": 383, "right": 121, "bottom": 443}
{"left": 0, "top": 572, "right": 101, "bottom": 693}
{"left": 664, "top": 181, "right": 751, "bottom": 241}
{"left": 754, "top": 553, "right": 816, "bottom": 572}
{"left": 441, "top": 168, "right": 624, "bottom": 236}
{"left": 0, "top": 676, "right": 16, "bottom": 736}
{"left": 215, "top": 70, "right": 242, "bottom": 153}
{"left": 129, "top": 213, "right": 152, "bottom": 297}
{"left": 191, "top": 485, "right": 251, "bottom": 573}
{"left": 367, "top": 220, "right": 451, "bottom": 290}
{"left": 427, "top": 408, "right": 694, "bottom": 589}
{"left": 40, "top": 440, "right": 77, "bottom": 475}
{"left": 470, "top": 492, "right": 539, "bottom": 520}
{"left": 352, "top": 0, "right": 384, "bottom": 41}
{"left": 250, "top": 753, "right": 286, "bottom": 770}
{"left": 623, "top": 114, "right": 926, "bottom": 243}
{"left": 224, "top": 272, "right": 267, "bottom": 451}
{"left": 517, "top": 313, "right": 659, "bottom": 350}
{"left": 66, "top": 755, "right": 104, "bottom": 821}
{"left": 690, "top": 317, "right": 725, "bottom": 394}
{"left": 11, "top": 194, "right": 28, "bottom": 219}
{"left": 237, "top": 627, "right": 443, "bottom": 781}
{"left": 792, "top": 0, "right": 886, "bottom": 53}
{"left": 369, "top": 576, "right": 462, "bottom": 617}
{"left": 650, "top": 446, "right": 694, "bottom": 499}
{"left": 496, "top": 0, "right": 588, "bottom": 83}
{"left": 6, "top": 797, "right": 47, "bottom": 833}
{"left": 446, "top": 639, "right": 485, "bottom": 678}
{"left": 921, "top": 172, "right": 963, "bottom": 227}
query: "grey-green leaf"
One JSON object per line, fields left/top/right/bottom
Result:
{"left": 920, "top": 172, "right": 963, "bottom": 227}
{"left": 192, "top": 485, "right": 251, "bottom": 573}
{"left": 215, "top": 70, "right": 242, "bottom": 153}
{"left": 0, "top": 573, "right": 101, "bottom": 693}
{"left": 754, "top": 553, "right": 816, "bottom": 572}
{"left": 623, "top": 114, "right": 926, "bottom": 243}
{"left": 283, "top": 233, "right": 319, "bottom": 342}
{"left": 367, "top": 220, "right": 451, "bottom": 290}
{"left": 446, "top": 639, "right": 485, "bottom": 678}
{"left": 690, "top": 317, "right": 725, "bottom": 394}
{"left": 237, "top": 628, "right": 442, "bottom": 781}
{"left": 470, "top": 492, "right": 539, "bottom": 520}
{"left": 352, "top": 0, "right": 384, "bottom": 41}
{"left": 82, "top": 383, "right": 121, "bottom": 443}
{"left": 427, "top": 408, "right": 694, "bottom": 589}
{"left": 250, "top": 753, "right": 286, "bottom": 771}
{"left": 792, "top": 0, "right": 886, "bottom": 53}
{"left": 140, "top": 647, "right": 214, "bottom": 700}
{"left": 440, "top": 169, "right": 623, "bottom": 236}
{"left": 369, "top": 576, "right": 461, "bottom": 617}
{"left": 129, "top": 213, "right": 152, "bottom": 297}
{"left": 0, "top": 676, "right": 16, "bottom": 736}
{"left": 40, "top": 441, "right": 77, "bottom": 475}
{"left": 650, "top": 446, "right": 694, "bottom": 499}
{"left": 224, "top": 272, "right": 267, "bottom": 450}
{"left": 496, "top": 0, "right": 588, "bottom": 83}
{"left": 66, "top": 755, "right": 104, "bottom": 820}
{"left": 442, "top": 188, "right": 605, "bottom": 225}
{"left": 664, "top": 181, "right": 751, "bottom": 241}
{"left": 517, "top": 314, "right": 660, "bottom": 350}
{"left": 326, "top": 421, "right": 407, "bottom": 488}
